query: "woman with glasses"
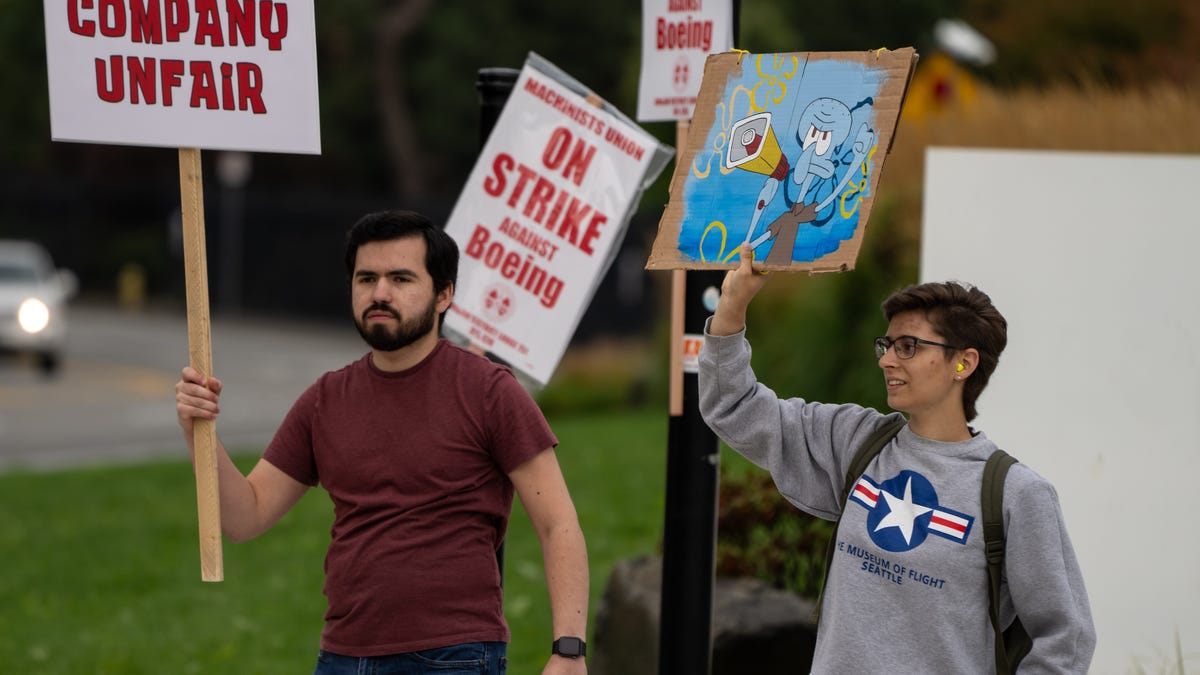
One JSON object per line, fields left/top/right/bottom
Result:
{"left": 698, "top": 243, "right": 1095, "bottom": 674}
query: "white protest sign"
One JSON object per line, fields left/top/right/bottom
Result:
{"left": 42, "top": 1, "right": 322, "bottom": 582}
{"left": 636, "top": 0, "right": 733, "bottom": 122}
{"left": 444, "top": 53, "right": 671, "bottom": 386}
{"left": 43, "top": 0, "right": 320, "bottom": 154}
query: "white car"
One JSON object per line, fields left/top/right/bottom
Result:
{"left": 0, "top": 240, "right": 77, "bottom": 375}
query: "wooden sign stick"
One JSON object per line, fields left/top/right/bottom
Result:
{"left": 178, "top": 147, "right": 224, "bottom": 582}
{"left": 668, "top": 121, "right": 689, "bottom": 416}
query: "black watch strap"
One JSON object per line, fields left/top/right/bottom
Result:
{"left": 552, "top": 636, "right": 587, "bottom": 658}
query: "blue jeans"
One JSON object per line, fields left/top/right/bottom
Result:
{"left": 313, "top": 642, "right": 506, "bottom": 674}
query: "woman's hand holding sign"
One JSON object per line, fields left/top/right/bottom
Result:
{"left": 710, "top": 243, "right": 769, "bottom": 337}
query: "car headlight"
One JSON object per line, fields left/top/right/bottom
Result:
{"left": 18, "top": 298, "right": 50, "bottom": 334}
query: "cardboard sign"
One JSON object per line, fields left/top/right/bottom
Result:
{"left": 636, "top": 0, "right": 733, "bottom": 122}
{"left": 646, "top": 49, "right": 917, "bottom": 272}
{"left": 43, "top": 0, "right": 320, "bottom": 154}
{"left": 443, "top": 53, "right": 672, "bottom": 386}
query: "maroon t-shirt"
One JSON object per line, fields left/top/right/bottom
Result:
{"left": 263, "top": 340, "right": 556, "bottom": 656}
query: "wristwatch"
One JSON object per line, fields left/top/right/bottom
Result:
{"left": 552, "top": 636, "right": 587, "bottom": 659}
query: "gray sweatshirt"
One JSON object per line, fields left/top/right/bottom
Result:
{"left": 699, "top": 323, "right": 1096, "bottom": 674}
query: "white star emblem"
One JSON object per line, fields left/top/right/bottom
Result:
{"left": 874, "top": 477, "right": 933, "bottom": 544}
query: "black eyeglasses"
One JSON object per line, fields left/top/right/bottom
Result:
{"left": 874, "top": 335, "right": 961, "bottom": 359}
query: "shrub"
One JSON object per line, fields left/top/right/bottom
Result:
{"left": 716, "top": 466, "right": 834, "bottom": 600}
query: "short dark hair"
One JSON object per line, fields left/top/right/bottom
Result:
{"left": 343, "top": 210, "right": 459, "bottom": 297}
{"left": 881, "top": 281, "right": 1007, "bottom": 422}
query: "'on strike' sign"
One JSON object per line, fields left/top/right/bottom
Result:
{"left": 43, "top": 0, "right": 320, "bottom": 154}
{"left": 444, "top": 53, "right": 670, "bottom": 386}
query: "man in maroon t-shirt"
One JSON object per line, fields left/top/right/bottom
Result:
{"left": 176, "top": 211, "right": 589, "bottom": 674}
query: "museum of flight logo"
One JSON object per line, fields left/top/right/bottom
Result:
{"left": 850, "top": 470, "right": 975, "bottom": 553}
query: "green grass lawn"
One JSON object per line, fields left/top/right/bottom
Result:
{"left": 0, "top": 408, "right": 673, "bottom": 674}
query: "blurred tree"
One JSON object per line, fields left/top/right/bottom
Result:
{"left": 402, "top": 0, "right": 642, "bottom": 198}
{"left": 0, "top": 0, "right": 55, "bottom": 169}
{"left": 4, "top": 0, "right": 1194, "bottom": 310}
{"left": 963, "top": 0, "right": 1199, "bottom": 87}
{"left": 738, "top": 0, "right": 957, "bottom": 54}
{"left": 377, "top": 0, "right": 435, "bottom": 198}
{"left": 5, "top": 0, "right": 1196, "bottom": 196}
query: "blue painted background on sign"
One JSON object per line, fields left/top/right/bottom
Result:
{"left": 678, "top": 55, "right": 887, "bottom": 265}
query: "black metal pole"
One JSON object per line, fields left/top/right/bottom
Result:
{"left": 476, "top": 66, "right": 519, "bottom": 585}
{"left": 658, "top": 5, "right": 739, "bottom": 674}
{"left": 477, "top": 68, "right": 520, "bottom": 146}
{"left": 658, "top": 270, "right": 724, "bottom": 675}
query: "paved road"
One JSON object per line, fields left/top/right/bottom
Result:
{"left": 0, "top": 302, "right": 367, "bottom": 472}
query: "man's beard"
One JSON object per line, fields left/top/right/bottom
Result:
{"left": 354, "top": 299, "right": 437, "bottom": 352}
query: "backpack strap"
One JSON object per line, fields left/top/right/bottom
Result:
{"left": 812, "top": 417, "right": 907, "bottom": 622}
{"left": 983, "top": 449, "right": 1032, "bottom": 675}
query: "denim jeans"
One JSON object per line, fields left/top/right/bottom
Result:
{"left": 313, "top": 642, "right": 506, "bottom": 674}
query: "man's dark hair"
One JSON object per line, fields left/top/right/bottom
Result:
{"left": 881, "top": 281, "right": 1007, "bottom": 422}
{"left": 344, "top": 210, "right": 459, "bottom": 297}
